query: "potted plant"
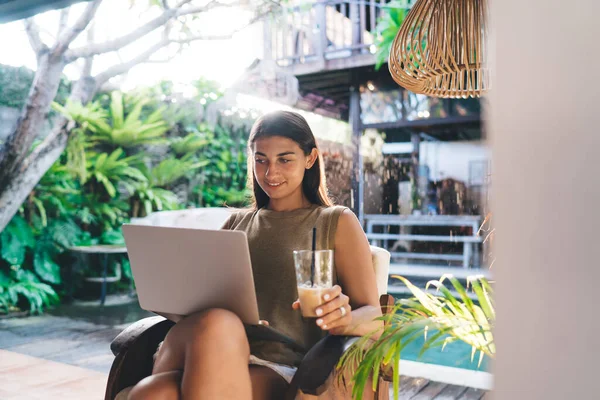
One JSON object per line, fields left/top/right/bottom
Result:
{"left": 340, "top": 274, "right": 495, "bottom": 400}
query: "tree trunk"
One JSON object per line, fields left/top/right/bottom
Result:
{"left": 0, "top": 54, "right": 66, "bottom": 188}
{"left": 0, "top": 76, "right": 96, "bottom": 232}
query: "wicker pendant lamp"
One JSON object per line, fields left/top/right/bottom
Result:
{"left": 389, "top": 0, "right": 489, "bottom": 98}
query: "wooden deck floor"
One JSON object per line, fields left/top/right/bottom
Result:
{"left": 0, "top": 296, "right": 487, "bottom": 399}
{"left": 0, "top": 350, "right": 107, "bottom": 400}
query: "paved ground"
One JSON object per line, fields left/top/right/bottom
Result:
{"left": 0, "top": 295, "right": 152, "bottom": 373}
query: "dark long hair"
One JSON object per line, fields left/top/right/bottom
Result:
{"left": 247, "top": 110, "right": 333, "bottom": 210}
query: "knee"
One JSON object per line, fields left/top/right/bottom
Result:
{"left": 182, "top": 308, "right": 249, "bottom": 355}
{"left": 128, "top": 374, "right": 179, "bottom": 400}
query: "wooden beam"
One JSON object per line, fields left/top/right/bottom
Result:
{"left": 299, "top": 88, "right": 349, "bottom": 100}
{"left": 286, "top": 53, "right": 376, "bottom": 76}
{"left": 349, "top": 86, "right": 363, "bottom": 223}
{"left": 298, "top": 73, "right": 350, "bottom": 86}
{"left": 362, "top": 115, "right": 481, "bottom": 130}
{"left": 300, "top": 80, "right": 351, "bottom": 91}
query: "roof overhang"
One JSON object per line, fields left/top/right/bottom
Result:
{"left": 0, "top": 0, "right": 93, "bottom": 24}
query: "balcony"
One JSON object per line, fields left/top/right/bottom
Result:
{"left": 264, "top": 0, "right": 413, "bottom": 76}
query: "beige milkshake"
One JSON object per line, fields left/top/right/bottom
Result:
{"left": 293, "top": 249, "right": 334, "bottom": 317}
{"left": 297, "top": 286, "right": 326, "bottom": 317}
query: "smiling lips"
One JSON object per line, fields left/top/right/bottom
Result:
{"left": 266, "top": 181, "right": 284, "bottom": 188}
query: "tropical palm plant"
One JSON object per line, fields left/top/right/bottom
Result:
{"left": 192, "top": 123, "right": 249, "bottom": 207}
{"left": 130, "top": 183, "right": 180, "bottom": 218}
{"left": 373, "top": 1, "right": 413, "bottom": 70}
{"left": 129, "top": 158, "right": 208, "bottom": 218}
{"left": 1, "top": 212, "right": 82, "bottom": 287}
{"left": 170, "top": 132, "right": 210, "bottom": 157}
{"left": 0, "top": 269, "right": 59, "bottom": 315}
{"left": 149, "top": 157, "right": 208, "bottom": 188}
{"left": 53, "top": 91, "right": 169, "bottom": 148}
{"left": 85, "top": 148, "right": 147, "bottom": 198}
{"left": 76, "top": 194, "right": 130, "bottom": 232}
{"left": 339, "top": 274, "right": 495, "bottom": 400}
{"left": 25, "top": 162, "right": 79, "bottom": 228}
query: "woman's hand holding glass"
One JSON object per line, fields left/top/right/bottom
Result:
{"left": 292, "top": 284, "right": 352, "bottom": 335}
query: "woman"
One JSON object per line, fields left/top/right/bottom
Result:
{"left": 129, "top": 111, "right": 382, "bottom": 399}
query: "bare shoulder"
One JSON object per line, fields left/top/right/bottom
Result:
{"left": 335, "top": 208, "right": 367, "bottom": 245}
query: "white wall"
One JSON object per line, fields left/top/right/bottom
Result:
{"left": 489, "top": 0, "right": 600, "bottom": 399}
{"left": 419, "top": 141, "right": 490, "bottom": 183}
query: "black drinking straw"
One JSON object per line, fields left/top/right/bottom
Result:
{"left": 311, "top": 227, "right": 316, "bottom": 286}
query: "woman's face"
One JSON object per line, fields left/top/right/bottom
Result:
{"left": 252, "top": 136, "right": 316, "bottom": 202}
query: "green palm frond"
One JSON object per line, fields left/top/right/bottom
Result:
{"left": 151, "top": 158, "right": 208, "bottom": 187}
{"left": 131, "top": 183, "right": 180, "bottom": 217}
{"left": 53, "top": 91, "right": 170, "bottom": 148}
{"left": 340, "top": 274, "right": 495, "bottom": 400}
{"left": 52, "top": 99, "right": 108, "bottom": 127}
{"left": 373, "top": 2, "right": 413, "bottom": 70}
{"left": 110, "top": 91, "right": 125, "bottom": 129}
{"left": 0, "top": 270, "right": 59, "bottom": 315}
{"left": 170, "top": 133, "right": 210, "bottom": 156}
{"left": 86, "top": 149, "right": 147, "bottom": 198}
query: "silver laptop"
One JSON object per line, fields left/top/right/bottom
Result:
{"left": 122, "top": 224, "right": 260, "bottom": 325}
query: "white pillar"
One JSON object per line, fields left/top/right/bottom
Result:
{"left": 488, "top": 0, "right": 600, "bottom": 399}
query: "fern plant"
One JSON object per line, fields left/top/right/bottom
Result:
{"left": 27, "top": 163, "right": 79, "bottom": 228}
{"left": 0, "top": 269, "right": 59, "bottom": 315}
{"left": 53, "top": 91, "right": 169, "bottom": 148}
{"left": 129, "top": 158, "right": 208, "bottom": 218}
{"left": 170, "top": 132, "right": 209, "bottom": 157}
{"left": 85, "top": 148, "right": 147, "bottom": 198}
{"left": 150, "top": 157, "right": 208, "bottom": 188}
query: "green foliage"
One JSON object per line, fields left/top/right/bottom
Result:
{"left": 0, "top": 269, "right": 59, "bottom": 314}
{"left": 1, "top": 78, "right": 251, "bottom": 315}
{"left": 150, "top": 157, "right": 208, "bottom": 188}
{"left": 374, "top": 2, "right": 411, "bottom": 70}
{"left": 0, "top": 64, "right": 70, "bottom": 109}
{"left": 170, "top": 133, "right": 209, "bottom": 156}
{"left": 195, "top": 77, "right": 224, "bottom": 106}
{"left": 86, "top": 149, "right": 147, "bottom": 197}
{"left": 0, "top": 215, "right": 34, "bottom": 266}
{"left": 128, "top": 157, "right": 208, "bottom": 218}
{"left": 32, "top": 219, "right": 81, "bottom": 284}
{"left": 340, "top": 275, "right": 494, "bottom": 400}
{"left": 131, "top": 183, "right": 180, "bottom": 218}
{"left": 192, "top": 123, "right": 250, "bottom": 208}
{"left": 54, "top": 92, "right": 169, "bottom": 148}
{"left": 0, "top": 211, "right": 81, "bottom": 313}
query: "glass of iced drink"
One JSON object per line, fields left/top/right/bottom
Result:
{"left": 293, "top": 249, "right": 334, "bottom": 318}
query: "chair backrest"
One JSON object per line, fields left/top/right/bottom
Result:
{"left": 132, "top": 208, "right": 391, "bottom": 295}
{"left": 370, "top": 245, "right": 391, "bottom": 296}
{"left": 130, "top": 207, "right": 234, "bottom": 230}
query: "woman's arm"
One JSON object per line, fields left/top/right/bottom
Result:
{"left": 317, "top": 209, "right": 383, "bottom": 336}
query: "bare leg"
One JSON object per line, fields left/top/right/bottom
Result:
{"left": 126, "top": 371, "right": 182, "bottom": 400}
{"left": 128, "top": 366, "right": 289, "bottom": 400}
{"left": 129, "top": 308, "right": 251, "bottom": 400}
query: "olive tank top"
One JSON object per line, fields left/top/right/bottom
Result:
{"left": 223, "top": 204, "right": 347, "bottom": 367}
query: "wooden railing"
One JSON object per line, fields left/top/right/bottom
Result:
{"left": 264, "top": 0, "right": 414, "bottom": 68}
